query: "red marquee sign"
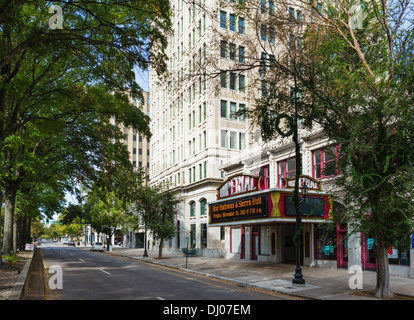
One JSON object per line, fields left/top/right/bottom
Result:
{"left": 281, "top": 175, "right": 322, "bottom": 191}
{"left": 217, "top": 174, "right": 265, "bottom": 200}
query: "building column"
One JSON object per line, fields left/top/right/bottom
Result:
{"left": 347, "top": 226, "right": 362, "bottom": 270}
{"left": 244, "top": 227, "right": 251, "bottom": 260}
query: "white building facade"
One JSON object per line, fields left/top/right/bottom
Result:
{"left": 149, "top": 0, "right": 413, "bottom": 278}
{"left": 149, "top": 0, "right": 252, "bottom": 256}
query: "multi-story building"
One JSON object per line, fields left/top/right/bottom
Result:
{"left": 149, "top": 0, "right": 331, "bottom": 259}
{"left": 121, "top": 91, "right": 152, "bottom": 248}
{"left": 123, "top": 91, "right": 151, "bottom": 179}
{"left": 81, "top": 91, "right": 152, "bottom": 248}
{"left": 149, "top": 0, "right": 413, "bottom": 278}
{"left": 149, "top": 0, "right": 253, "bottom": 256}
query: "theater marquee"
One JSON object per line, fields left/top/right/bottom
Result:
{"left": 210, "top": 195, "right": 268, "bottom": 224}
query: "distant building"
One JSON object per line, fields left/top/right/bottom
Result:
{"left": 121, "top": 91, "right": 152, "bottom": 248}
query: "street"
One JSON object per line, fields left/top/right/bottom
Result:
{"left": 40, "top": 241, "right": 292, "bottom": 301}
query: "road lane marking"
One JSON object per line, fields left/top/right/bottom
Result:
{"left": 79, "top": 259, "right": 85, "bottom": 262}
{"left": 99, "top": 269, "right": 111, "bottom": 275}
{"left": 156, "top": 297, "right": 165, "bottom": 300}
{"left": 149, "top": 265, "right": 235, "bottom": 292}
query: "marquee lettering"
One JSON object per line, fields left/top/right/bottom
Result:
{"left": 218, "top": 175, "right": 261, "bottom": 199}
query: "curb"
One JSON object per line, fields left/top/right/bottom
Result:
{"left": 8, "top": 250, "right": 35, "bottom": 300}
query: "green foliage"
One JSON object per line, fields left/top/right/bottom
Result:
{"left": 3, "top": 254, "right": 18, "bottom": 265}
{"left": 0, "top": 0, "right": 171, "bottom": 253}
{"left": 134, "top": 186, "right": 181, "bottom": 249}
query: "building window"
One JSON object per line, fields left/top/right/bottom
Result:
{"left": 261, "top": 81, "right": 268, "bottom": 97}
{"left": 260, "top": 25, "right": 267, "bottom": 41}
{"left": 220, "top": 100, "right": 227, "bottom": 118}
{"left": 190, "top": 201, "right": 196, "bottom": 217}
{"left": 269, "top": 0, "right": 275, "bottom": 14}
{"left": 316, "top": 227, "right": 337, "bottom": 261}
{"left": 251, "top": 165, "right": 269, "bottom": 189}
{"left": 268, "top": 27, "right": 275, "bottom": 44}
{"left": 221, "top": 130, "right": 228, "bottom": 148}
{"left": 229, "top": 13, "right": 236, "bottom": 31}
{"left": 313, "top": 144, "right": 340, "bottom": 179}
{"left": 200, "top": 199, "right": 207, "bottom": 216}
{"left": 239, "top": 104, "right": 246, "bottom": 121}
{"left": 238, "top": 17, "right": 245, "bottom": 34}
{"left": 220, "top": 11, "right": 227, "bottom": 28}
{"left": 220, "top": 40, "right": 227, "bottom": 58}
{"left": 239, "top": 132, "right": 246, "bottom": 149}
{"left": 239, "top": 74, "right": 245, "bottom": 92}
{"left": 201, "top": 223, "right": 207, "bottom": 248}
{"left": 220, "top": 71, "right": 227, "bottom": 88}
{"left": 278, "top": 157, "right": 296, "bottom": 187}
{"left": 230, "top": 102, "right": 237, "bottom": 120}
{"left": 229, "top": 72, "right": 236, "bottom": 90}
{"left": 239, "top": 46, "right": 245, "bottom": 63}
{"left": 229, "top": 43, "right": 236, "bottom": 60}
{"left": 230, "top": 131, "right": 237, "bottom": 149}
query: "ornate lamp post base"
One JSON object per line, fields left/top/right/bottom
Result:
{"left": 293, "top": 267, "right": 305, "bottom": 284}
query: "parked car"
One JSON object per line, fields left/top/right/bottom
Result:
{"left": 90, "top": 242, "right": 104, "bottom": 252}
{"left": 68, "top": 241, "right": 76, "bottom": 246}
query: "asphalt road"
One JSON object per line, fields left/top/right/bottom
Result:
{"left": 39, "top": 241, "right": 291, "bottom": 301}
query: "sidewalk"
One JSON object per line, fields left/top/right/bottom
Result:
{"left": 108, "top": 246, "right": 414, "bottom": 300}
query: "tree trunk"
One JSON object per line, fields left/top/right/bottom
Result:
{"left": 158, "top": 238, "right": 164, "bottom": 258}
{"left": 373, "top": 229, "right": 393, "bottom": 299}
{"left": 13, "top": 214, "right": 19, "bottom": 254}
{"left": 2, "top": 186, "right": 17, "bottom": 255}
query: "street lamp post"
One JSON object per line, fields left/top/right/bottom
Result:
{"left": 143, "top": 167, "right": 149, "bottom": 258}
{"left": 292, "top": 119, "right": 306, "bottom": 284}
{"left": 293, "top": 181, "right": 308, "bottom": 284}
{"left": 258, "top": 62, "right": 305, "bottom": 285}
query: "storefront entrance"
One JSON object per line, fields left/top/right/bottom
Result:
{"left": 281, "top": 224, "right": 303, "bottom": 264}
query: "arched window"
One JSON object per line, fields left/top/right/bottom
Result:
{"left": 200, "top": 199, "right": 207, "bottom": 216}
{"left": 189, "top": 201, "right": 196, "bottom": 217}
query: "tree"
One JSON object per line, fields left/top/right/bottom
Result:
{"left": 0, "top": 1, "right": 171, "bottom": 254}
{"left": 80, "top": 186, "right": 122, "bottom": 250}
{"left": 135, "top": 186, "right": 181, "bottom": 258}
{"left": 227, "top": 0, "right": 414, "bottom": 298}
